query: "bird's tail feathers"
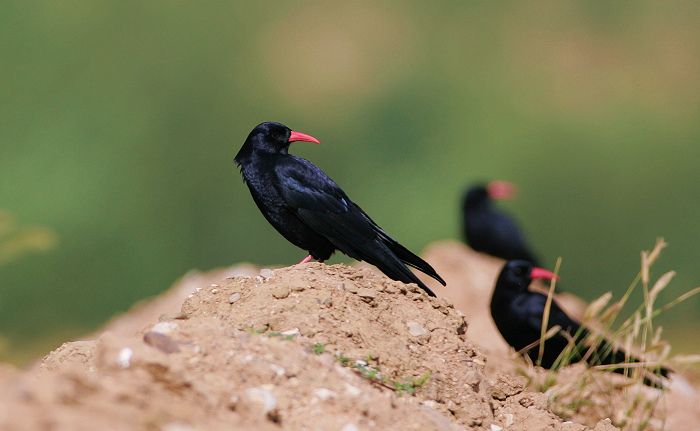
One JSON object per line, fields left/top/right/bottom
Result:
{"left": 335, "top": 237, "right": 437, "bottom": 297}
{"left": 366, "top": 244, "right": 438, "bottom": 297}
{"left": 378, "top": 231, "right": 446, "bottom": 286}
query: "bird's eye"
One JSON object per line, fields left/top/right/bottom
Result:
{"left": 271, "top": 132, "right": 281, "bottom": 139}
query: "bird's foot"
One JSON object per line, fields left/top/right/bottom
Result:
{"left": 298, "top": 255, "right": 314, "bottom": 264}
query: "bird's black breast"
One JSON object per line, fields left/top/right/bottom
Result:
{"left": 239, "top": 154, "right": 337, "bottom": 260}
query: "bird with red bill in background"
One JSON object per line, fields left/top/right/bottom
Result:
{"left": 462, "top": 181, "right": 542, "bottom": 267}
{"left": 234, "top": 122, "right": 445, "bottom": 297}
{"left": 491, "top": 260, "right": 670, "bottom": 387}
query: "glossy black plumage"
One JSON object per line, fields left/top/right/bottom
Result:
{"left": 462, "top": 182, "right": 541, "bottom": 267}
{"left": 234, "top": 122, "right": 445, "bottom": 296}
{"left": 491, "top": 260, "right": 670, "bottom": 387}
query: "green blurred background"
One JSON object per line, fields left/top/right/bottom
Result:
{"left": 2, "top": 1, "right": 699, "bottom": 365}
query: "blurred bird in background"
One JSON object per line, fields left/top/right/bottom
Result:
{"left": 491, "top": 260, "right": 670, "bottom": 388}
{"left": 462, "top": 181, "right": 542, "bottom": 267}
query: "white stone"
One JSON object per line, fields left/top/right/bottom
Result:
{"left": 312, "top": 387, "right": 337, "bottom": 401}
{"left": 242, "top": 387, "right": 277, "bottom": 414}
{"left": 406, "top": 321, "right": 428, "bottom": 337}
{"left": 117, "top": 347, "right": 133, "bottom": 369}
{"left": 151, "top": 321, "right": 178, "bottom": 334}
{"left": 260, "top": 268, "right": 275, "bottom": 278}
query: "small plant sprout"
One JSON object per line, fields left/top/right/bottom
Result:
{"left": 331, "top": 351, "right": 430, "bottom": 394}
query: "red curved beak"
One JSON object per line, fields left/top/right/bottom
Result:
{"left": 530, "top": 267, "right": 560, "bottom": 281}
{"left": 289, "top": 131, "right": 321, "bottom": 145}
{"left": 487, "top": 181, "right": 518, "bottom": 200}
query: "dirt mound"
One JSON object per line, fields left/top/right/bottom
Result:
{"left": 0, "top": 251, "right": 625, "bottom": 430}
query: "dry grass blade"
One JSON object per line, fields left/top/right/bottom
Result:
{"left": 651, "top": 326, "right": 663, "bottom": 346}
{"left": 538, "top": 258, "right": 561, "bottom": 366}
{"left": 520, "top": 325, "right": 561, "bottom": 356}
{"left": 641, "top": 251, "right": 650, "bottom": 287}
{"left": 661, "top": 344, "right": 671, "bottom": 361}
{"left": 590, "top": 362, "right": 649, "bottom": 372}
{"left": 632, "top": 312, "right": 641, "bottom": 339}
{"left": 543, "top": 325, "right": 562, "bottom": 340}
{"left": 584, "top": 291, "right": 613, "bottom": 323}
{"left": 599, "top": 300, "right": 624, "bottom": 325}
{"left": 659, "top": 286, "right": 700, "bottom": 313}
{"left": 641, "top": 238, "right": 667, "bottom": 286}
{"left": 649, "top": 271, "right": 675, "bottom": 300}
{"left": 646, "top": 238, "right": 667, "bottom": 265}
{"left": 670, "top": 354, "right": 700, "bottom": 364}
{"left": 642, "top": 342, "right": 668, "bottom": 354}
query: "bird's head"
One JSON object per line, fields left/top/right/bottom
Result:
{"left": 236, "top": 122, "right": 321, "bottom": 163}
{"left": 463, "top": 180, "right": 517, "bottom": 211}
{"left": 463, "top": 184, "right": 489, "bottom": 206}
{"left": 495, "top": 260, "right": 559, "bottom": 293}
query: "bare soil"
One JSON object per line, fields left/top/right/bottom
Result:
{"left": 0, "top": 240, "right": 697, "bottom": 430}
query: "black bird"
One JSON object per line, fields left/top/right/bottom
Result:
{"left": 462, "top": 181, "right": 541, "bottom": 267}
{"left": 491, "top": 260, "right": 670, "bottom": 387}
{"left": 234, "top": 122, "right": 445, "bottom": 296}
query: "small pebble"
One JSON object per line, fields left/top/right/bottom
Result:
{"left": 343, "top": 282, "right": 359, "bottom": 293}
{"left": 312, "top": 387, "right": 337, "bottom": 401}
{"left": 260, "top": 268, "right": 275, "bottom": 278}
{"left": 421, "top": 400, "right": 440, "bottom": 409}
{"left": 158, "top": 312, "right": 188, "bottom": 321}
{"left": 344, "top": 383, "right": 362, "bottom": 397}
{"left": 288, "top": 279, "right": 308, "bottom": 292}
{"left": 239, "top": 387, "right": 278, "bottom": 420}
{"left": 162, "top": 422, "right": 196, "bottom": 431}
{"left": 117, "top": 347, "right": 133, "bottom": 369}
{"left": 285, "top": 365, "right": 301, "bottom": 378}
{"left": 406, "top": 321, "right": 428, "bottom": 337}
{"left": 281, "top": 328, "right": 299, "bottom": 336}
{"left": 271, "top": 285, "right": 290, "bottom": 299}
{"left": 269, "top": 364, "right": 285, "bottom": 378}
{"left": 356, "top": 288, "right": 376, "bottom": 299}
{"left": 229, "top": 293, "right": 242, "bottom": 303}
{"left": 143, "top": 331, "right": 181, "bottom": 354}
{"left": 151, "top": 321, "right": 178, "bottom": 334}
{"left": 340, "top": 424, "right": 359, "bottom": 431}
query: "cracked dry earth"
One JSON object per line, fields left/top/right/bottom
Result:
{"left": 0, "top": 241, "right": 696, "bottom": 430}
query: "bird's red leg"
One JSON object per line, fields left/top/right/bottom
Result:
{"left": 298, "top": 255, "right": 314, "bottom": 264}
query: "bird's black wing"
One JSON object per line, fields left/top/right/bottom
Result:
{"left": 514, "top": 291, "right": 670, "bottom": 384}
{"left": 513, "top": 293, "right": 559, "bottom": 333}
{"left": 273, "top": 157, "right": 441, "bottom": 295}
{"left": 273, "top": 158, "right": 349, "bottom": 214}
{"left": 510, "top": 292, "right": 585, "bottom": 366}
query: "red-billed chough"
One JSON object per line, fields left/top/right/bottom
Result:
{"left": 234, "top": 122, "right": 445, "bottom": 296}
{"left": 462, "top": 181, "right": 542, "bottom": 267}
{"left": 491, "top": 260, "right": 670, "bottom": 387}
